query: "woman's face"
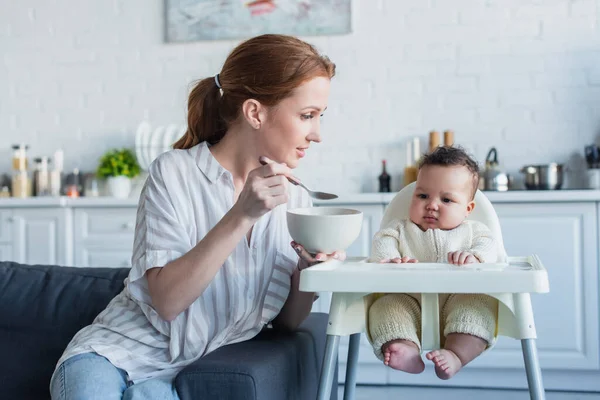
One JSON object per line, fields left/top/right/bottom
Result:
{"left": 257, "top": 76, "right": 330, "bottom": 168}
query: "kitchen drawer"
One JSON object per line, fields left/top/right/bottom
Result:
{"left": 0, "top": 244, "right": 14, "bottom": 261}
{"left": 74, "top": 208, "right": 136, "bottom": 243}
{"left": 76, "top": 246, "right": 133, "bottom": 268}
{"left": 0, "top": 210, "right": 13, "bottom": 243}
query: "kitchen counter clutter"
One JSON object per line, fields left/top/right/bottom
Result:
{"left": 2, "top": 189, "right": 600, "bottom": 207}
{"left": 1, "top": 190, "right": 600, "bottom": 392}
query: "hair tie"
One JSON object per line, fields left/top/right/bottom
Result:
{"left": 214, "top": 74, "right": 222, "bottom": 89}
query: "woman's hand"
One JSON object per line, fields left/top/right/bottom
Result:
{"left": 234, "top": 156, "right": 293, "bottom": 220}
{"left": 291, "top": 241, "right": 346, "bottom": 271}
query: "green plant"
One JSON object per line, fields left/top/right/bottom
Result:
{"left": 96, "top": 148, "right": 140, "bottom": 179}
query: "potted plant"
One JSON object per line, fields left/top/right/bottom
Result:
{"left": 96, "top": 148, "right": 140, "bottom": 198}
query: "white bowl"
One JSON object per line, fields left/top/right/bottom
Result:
{"left": 286, "top": 207, "right": 363, "bottom": 254}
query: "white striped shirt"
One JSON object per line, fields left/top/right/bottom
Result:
{"left": 55, "top": 142, "right": 311, "bottom": 383}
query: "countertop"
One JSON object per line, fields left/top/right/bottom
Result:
{"left": 1, "top": 190, "right": 600, "bottom": 208}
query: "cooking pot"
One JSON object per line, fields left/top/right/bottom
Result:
{"left": 520, "top": 163, "right": 564, "bottom": 190}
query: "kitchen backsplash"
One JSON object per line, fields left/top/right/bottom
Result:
{"left": 1, "top": 0, "right": 599, "bottom": 193}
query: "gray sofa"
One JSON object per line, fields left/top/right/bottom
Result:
{"left": 0, "top": 261, "right": 337, "bottom": 400}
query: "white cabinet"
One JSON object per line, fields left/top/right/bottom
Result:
{"left": 0, "top": 208, "right": 71, "bottom": 266}
{"left": 491, "top": 203, "right": 599, "bottom": 372}
{"left": 73, "top": 208, "right": 136, "bottom": 268}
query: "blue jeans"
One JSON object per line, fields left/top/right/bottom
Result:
{"left": 50, "top": 353, "right": 180, "bottom": 400}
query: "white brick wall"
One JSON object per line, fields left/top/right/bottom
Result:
{"left": 1, "top": 0, "right": 599, "bottom": 193}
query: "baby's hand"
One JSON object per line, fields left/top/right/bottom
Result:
{"left": 447, "top": 251, "right": 478, "bottom": 266}
{"left": 379, "top": 256, "right": 418, "bottom": 264}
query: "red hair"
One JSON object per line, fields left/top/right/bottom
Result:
{"left": 174, "top": 34, "right": 336, "bottom": 149}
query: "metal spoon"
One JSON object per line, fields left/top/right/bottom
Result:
{"left": 259, "top": 158, "right": 338, "bottom": 200}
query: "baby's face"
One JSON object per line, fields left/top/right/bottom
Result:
{"left": 409, "top": 165, "right": 475, "bottom": 231}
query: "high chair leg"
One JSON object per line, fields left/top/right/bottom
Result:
{"left": 522, "top": 339, "right": 546, "bottom": 400}
{"left": 318, "top": 335, "right": 340, "bottom": 400}
{"left": 343, "top": 333, "right": 361, "bottom": 400}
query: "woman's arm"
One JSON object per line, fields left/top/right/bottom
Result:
{"left": 146, "top": 160, "right": 294, "bottom": 322}
{"left": 272, "top": 243, "right": 345, "bottom": 331}
{"left": 271, "top": 268, "right": 316, "bottom": 331}
{"left": 146, "top": 207, "right": 254, "bottom": 321}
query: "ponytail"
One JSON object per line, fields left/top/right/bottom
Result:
{"left": 173, "top": 77, "right": 226, "bottom": 149}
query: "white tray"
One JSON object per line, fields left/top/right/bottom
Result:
{"left": 299, "top": 256, "right": 549, "bottom": 294}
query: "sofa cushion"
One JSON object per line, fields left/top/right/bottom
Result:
{"left": 175, "top": 312, "right": 337, "bottom": 400}
{"left": 0, "top": 261, "right": 128, "bottom": 400}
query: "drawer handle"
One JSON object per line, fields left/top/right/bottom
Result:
{"left": 122, "top": 222, "right": 135, "bottom": 230}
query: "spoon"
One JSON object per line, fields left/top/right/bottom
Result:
{"left": 259, "top": 158, "right": 338, "bottom": 200}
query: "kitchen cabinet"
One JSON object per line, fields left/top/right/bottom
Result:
{"left": 73, "top": 208, "right": 136, "bottom": 268}
{"left": 0, "top": 208, "right": 71, "bottom": 266}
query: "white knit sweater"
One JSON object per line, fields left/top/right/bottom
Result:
{"left": 370, "top": 219, "right": 501, "bottom": 263}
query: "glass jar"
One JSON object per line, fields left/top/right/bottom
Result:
{"left": 83, "top": 173, "right": 100, "bottom": 197}
{"left": 12, "top": 170, "right": 32, "bottom": 198}
{"left": 33, "top": 156, "right": 51, "bottom": 196}
{"left": 12, "top": 144, "right": 29, "bottom": 171}
{"left": 65, "top": 168, "right": 81, "bottom": 198}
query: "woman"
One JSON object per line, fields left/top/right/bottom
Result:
{"left": 50, "top": 34, "right": 341, "bottom": 399}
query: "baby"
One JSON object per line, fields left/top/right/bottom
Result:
{"left": 367, "top": 146, "right": 503, "bottom": 380}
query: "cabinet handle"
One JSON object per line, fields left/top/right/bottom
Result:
{"left": 122, "top": 222, "right": 135, "bottom": 230}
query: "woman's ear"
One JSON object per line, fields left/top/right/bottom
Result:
{"left": 241, "top": 99, "right": 264, "bottom": 130}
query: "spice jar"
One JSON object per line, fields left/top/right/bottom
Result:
{"left": 12, "top": 144, "right": 29, "bottom": 171}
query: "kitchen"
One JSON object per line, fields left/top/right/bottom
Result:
{"left": 1, "top": 1, "right": 600, "bottom": 399}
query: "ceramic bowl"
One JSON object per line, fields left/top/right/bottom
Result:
{"left": 286, "top": 207, "right": 363, "bottom": 254}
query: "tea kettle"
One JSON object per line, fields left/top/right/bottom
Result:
{"left": 480, "top": 147, "right": 510, "bottom": 191}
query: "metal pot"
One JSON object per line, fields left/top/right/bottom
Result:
{"left": 481, "top": 147, "right": 511, "bottom": 191}
{"left": 520, "top": 163, "right": 564, "bottom": 190}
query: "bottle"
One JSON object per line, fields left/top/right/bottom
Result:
{"left": 65, "top": 168, "right": 81, "bottom": 198}
{"left": 444, "top": 130, "right": 454, "bottom": 147}
{"left": 49, "top": 149, "right": 64, "bottom": 196}
{"left": 428, "top": 130, "right": 440, "bottom": 153}
{"left": 378, "top": 160, "right": 391, "bottom": 192}
{"left": 33, "top": 156, "right": 51, "bottom": 196}
{"left": 403, "top": 137, "right": 420, "bottom": 187}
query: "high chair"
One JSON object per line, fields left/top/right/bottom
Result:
{"left": 299, "top": 183, "right": 550, "bottom": 400}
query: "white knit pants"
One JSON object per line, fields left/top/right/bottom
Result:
{"left": 368, "top": 293, "right": 498, "bottom": 360}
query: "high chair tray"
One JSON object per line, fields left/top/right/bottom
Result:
{"left": 299, "top": 256, "right": 549, "bottom": 294}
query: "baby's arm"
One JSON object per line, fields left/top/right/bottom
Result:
{"left": 370, "top": 220, "right": 418, "bottom": 263}
{"left": 370, "top": 224, "right": 402, "bottom": 262}
{"left": 447, "top": 222, "right": 499, "bottom": 265}
{"left": 468, "top": 221, "right": 499, "bottom": 263}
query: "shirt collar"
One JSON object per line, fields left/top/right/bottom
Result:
{"left": 194, "top": 141, "right": 227, "bottom": 184}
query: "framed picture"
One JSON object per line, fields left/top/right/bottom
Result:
{"left": 165, "top": 0, "right": 352, "bottom": 42}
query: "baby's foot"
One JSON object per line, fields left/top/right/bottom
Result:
{"left": 426, "top": 349, "right": 463, "bottom": 380}
{"left": 382, "top": 339, "right": 425, "bottom": 374}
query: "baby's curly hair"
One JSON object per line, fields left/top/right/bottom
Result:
{"left": 418, "top": 146, "right": 480, "bottom": 199}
